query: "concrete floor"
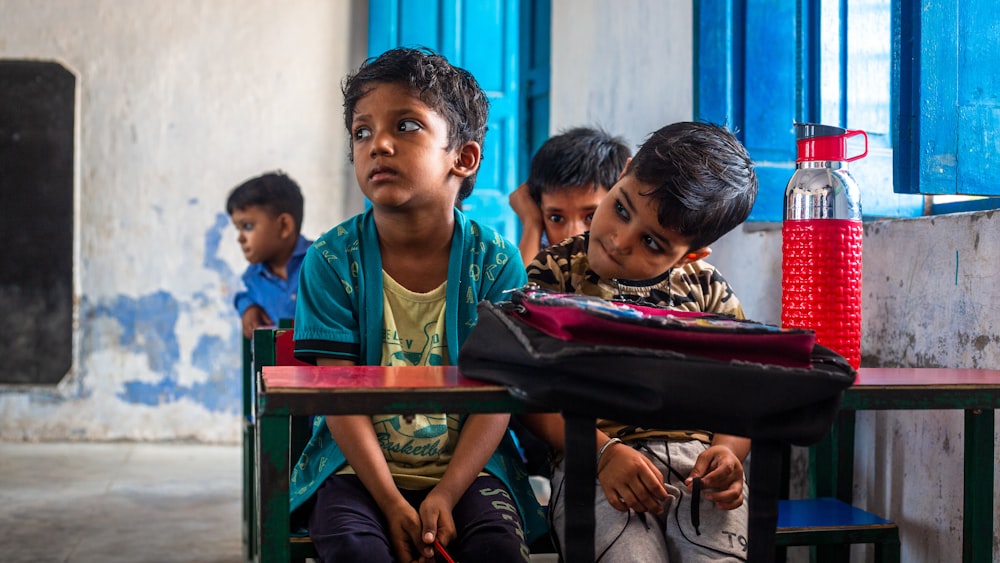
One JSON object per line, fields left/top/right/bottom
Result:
{"left": 0, "top": 442, "right": 242, "bottom": 563}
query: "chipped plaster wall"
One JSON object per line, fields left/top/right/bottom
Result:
{"left": 713, "top": 210, "right": 1000, "bottom": 563}
{"left": 0, "top": 0, "right": 360, "bottom": 443}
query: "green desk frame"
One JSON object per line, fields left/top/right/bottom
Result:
{"left": 255, "top": 365, "right": 527, "bottom": 563}
{"left": 255, "top": 365, "right": 813, "bottom": 563}
{"left": 813, "top": 367, "right": 1000, "bottom": 563}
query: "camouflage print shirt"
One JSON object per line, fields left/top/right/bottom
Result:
{"left": 525, "top": 233, "right": 745, "bottom": 443}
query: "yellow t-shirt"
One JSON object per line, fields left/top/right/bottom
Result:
{"left": 338, "top": 272, "right": 461, "bottom": 489}
{"left": 381, "top": 272, "right": 449, "bottom": 367}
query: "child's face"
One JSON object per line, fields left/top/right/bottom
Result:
{"left": 350, "top": 82, "right": 476, "bottom": 212}
{"left": 587, "top": 175, "right": 696, "bottom": 281}
{"left": 539, "top": 184, "right": 608, "bottom": 245}
{"left": 230, "top": 205, "right": 289, "bottom": 266}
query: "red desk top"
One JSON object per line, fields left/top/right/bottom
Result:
{"left": 261, "top": 365, "right": 496, "bottom": 393}
{"left": 262, "top": 365, "right": 1000, "bottom": 392}
{"left": 855, "top": 367, "right": 1000, "bottom": 387}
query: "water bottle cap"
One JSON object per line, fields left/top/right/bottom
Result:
{"left": 794, "top": 122, "right": 869, "bottom": 163}
{"left": 796, "top": 123, "right": 847, "bottom": 140}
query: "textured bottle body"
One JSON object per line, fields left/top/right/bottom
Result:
{"left": 781, "top": 219, "right": 863, "bottom": 369}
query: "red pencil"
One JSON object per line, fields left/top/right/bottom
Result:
{"left": 434, "top": 539, "right": 457, "bottom": 563}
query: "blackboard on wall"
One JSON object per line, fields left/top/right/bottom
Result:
{"left": 0, "top": 60, "right": 75, "bottom": 385}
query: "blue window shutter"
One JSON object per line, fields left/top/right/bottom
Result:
{"left": 367, "top": 0, "right": 523, "bottom": 242}
{"left": 893, "top": 0, "right": 1000, "bottom": 196}
{"left": 695, "top": 0, "right": 799, "bottom": 223}
{"left": 697, "top": 1, "right": 925, "bottom": 219}
{"left": 519, "top": 0, "right": 551, "bottom": 183}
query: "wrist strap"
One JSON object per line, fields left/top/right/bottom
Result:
{"left": 597, "top": 437, "right": 623, "bottom": 466}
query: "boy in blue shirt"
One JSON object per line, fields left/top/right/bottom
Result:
{"left": 227, "top": 171, "right": 312, "bottom": 338}
{"left": 522, "top": 122, "right": 758, "bottom": 562}
{"left": 290, "top": 48, "right": 544, "bottom": 563}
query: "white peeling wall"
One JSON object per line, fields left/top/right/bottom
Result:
{"left": 0, "top": 0, "right": 360, "bottom": 442}
{"left": 853, "top": 210, "right": 1000, "bottom": 563}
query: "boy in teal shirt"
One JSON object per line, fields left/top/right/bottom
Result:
{"left": 291, "top": 47, "right": 544, "bottom": 563}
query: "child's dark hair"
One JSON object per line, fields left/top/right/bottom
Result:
{"left": 226, "top": 171, "right": 304, "bottom": 234}
{"left": 342, "top": 47, "right": 490, "bottom": 202}
{"left": 626, "top": 122, "right": 757, "bottom": 250}
{"left": 527, "top": 127, "right": 632, "bottom": 202}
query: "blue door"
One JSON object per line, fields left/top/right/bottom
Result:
{"left": 369, "top": 0, "right": 524, "bottom": 242}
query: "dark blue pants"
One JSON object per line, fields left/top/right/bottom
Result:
{"left": 308, "top": 474, "right": 530, "bottom": 563}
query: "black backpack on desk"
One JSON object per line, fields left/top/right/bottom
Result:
{"left": 459, "top": 291, "right": 855, "bottom": 446}
{"left": 458, "top": 290, "right": 856, "bottom": 563}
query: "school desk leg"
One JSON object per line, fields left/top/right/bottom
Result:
{"left": 562, "top": 412, "right": 596, "bottom": 563}
{"left": 747, "top": 440, "right": 780, "bottom": 563}
{"left": 963, "top": 408, "right": 994, "bottom": 563}
{"left": 257, "top": 410, "right": 291, "bottom": 563}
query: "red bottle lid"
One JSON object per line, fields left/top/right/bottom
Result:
{"left": 795, "top": 122, "right": 869, "bottom": 163}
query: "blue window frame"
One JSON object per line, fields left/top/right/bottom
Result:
{"left": 696, "top": 0, "right": 999, "bottom": 221}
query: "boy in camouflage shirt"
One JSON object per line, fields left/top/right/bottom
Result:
{"left": 522, "top": 121, "right": 758, "bottom": 562}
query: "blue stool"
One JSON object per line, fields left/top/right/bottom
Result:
{"left": 776, "top": 497, "right": 900, "bottom": 563}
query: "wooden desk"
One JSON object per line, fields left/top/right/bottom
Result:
{"left": 814, "top": 368, "right": 1000, "bottom": 563}
{"left": 257, "top": 364, "right": 794, "bottom": 563}
{"left": 255, "top": 365, "right": 526, "bottom": 562}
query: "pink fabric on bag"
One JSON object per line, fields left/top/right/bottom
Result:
{"left": 513, "top": 291, "right": 816, "bottom": 368}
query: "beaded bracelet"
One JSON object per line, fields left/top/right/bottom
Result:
{"left": 597, "top": 437, "right": 623, "bottom": 467}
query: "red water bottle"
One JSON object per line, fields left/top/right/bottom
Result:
{"left": 781, "top": 123, "right": 867, "bottom": 371}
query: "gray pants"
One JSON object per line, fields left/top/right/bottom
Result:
{"left": 549, "top": 439, "right": 748, "bottom": 562}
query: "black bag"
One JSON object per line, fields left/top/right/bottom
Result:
{"left": 458, "top": 293, "right": 855, "bottom": 446}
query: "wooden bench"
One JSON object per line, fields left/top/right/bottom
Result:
{"left": 241, "top": 336, "right": 255, "bottom": 562}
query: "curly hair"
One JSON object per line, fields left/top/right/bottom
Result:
{"left": 342, "top": 47, "right": 490, "bottom": 202}
{"left": 626, "top": 122, "right": 758, "bottom": 250}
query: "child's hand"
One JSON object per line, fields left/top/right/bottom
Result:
{"left": 597, "top": 443, "right": 668, "bottom": 514}
{"left": 384, "top": 500, "right": 427, "bottom": 563}
{"left": 509, "top": 182, "right": 542, "bottom": 226}
{"left": 240, "top": 305, "right": 273, "bottom": 339}
{"left": 686, "top": 445, "right": 745, "bottom": 510}
{"left": 417, "top": 490, "right": 457, "bottom": 561}
{"left": 510, "top": 183, "right": 546, "bottom": 263}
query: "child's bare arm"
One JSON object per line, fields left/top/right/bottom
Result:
{"left": 520, "top": 413, "right": 668, "bottom": 513}
{"left": 597, "top": 441, "right": 668, "bottom": 514}
{"left": 509, "top": 183, "right": 544, "bottom": 263}
{"left": 241, "top": 305, "right": 273, "bottom": 339}
{"left": 687, "top": 433, "right": 749, "bottom": 510}
{"left": 419, "top": 413, "right": 512, "bottom": 550}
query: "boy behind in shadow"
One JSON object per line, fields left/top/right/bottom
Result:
{"left": 508, "top": 126, "right": 632, "bottom": 263}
